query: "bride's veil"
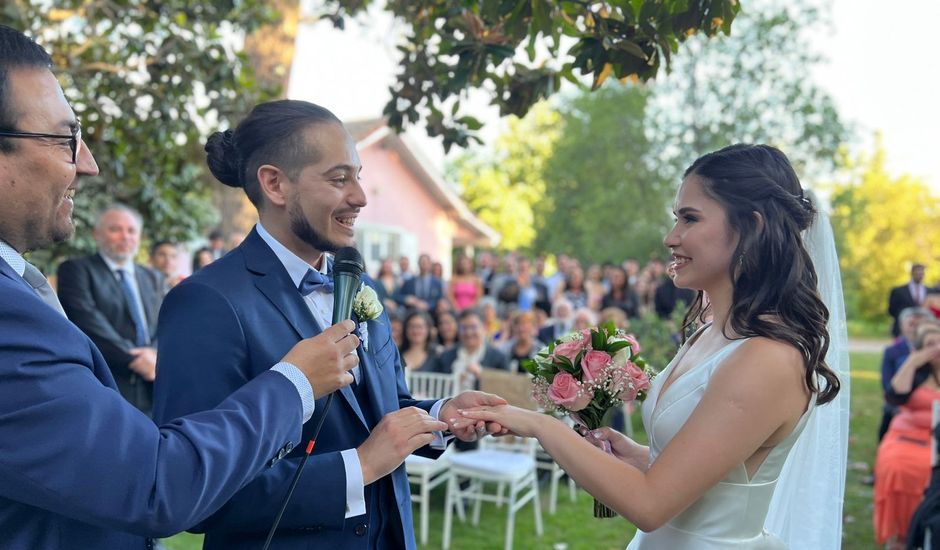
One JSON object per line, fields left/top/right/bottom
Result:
{"left": 764, "top": 190, "right": 851, "bottom": 548}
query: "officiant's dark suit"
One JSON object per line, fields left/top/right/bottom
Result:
{"left": 58, "top": 207, "right": 163, "bottom": 413}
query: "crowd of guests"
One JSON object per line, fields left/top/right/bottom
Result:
{"left": 373, "top": 251, "right": 693, "bottom": 381}
{"left": 874, "top": 264, "right": 940, "bottom": 549}
{"left": 59, "top": 202, "right": 689, "bottom": 422}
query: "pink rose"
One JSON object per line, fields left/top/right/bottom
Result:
{"left": 616, "top": 361, "right": 650, "bottom": 401}
{"left": 580, "top": 328, "right": 594, "bottom": 343}
{"left": 625, "top": 334, "right": 641, "bottom": 354}
{"left": 548, "top": 372, "right": 592, "bottom": 411}
{"left": 581, "top": 350, "right": 611, "bottom": 382}
{"left": 553, "top": 340, "right": 583, "bottom": 365}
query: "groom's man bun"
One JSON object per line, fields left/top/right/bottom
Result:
{"left": 204, "top": 100, "right": 342, "bottom": 208}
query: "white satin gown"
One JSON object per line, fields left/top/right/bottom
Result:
{"left": 626, "top": 338, "right": 815, "bottom": 549}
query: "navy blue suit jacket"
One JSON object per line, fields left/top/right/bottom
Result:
{"left": 153, "top": 229, "right": 438, "bottom": 549}
{"left": 0, "top": 257, "right": 302, "bottom": 549}
{"left": 881, "top": 339, "right": 912, "bottom": 395}
{"left": 396, "top": 274, "right": 444, "bottom": 308}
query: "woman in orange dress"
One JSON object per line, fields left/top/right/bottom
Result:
{"left": 875, "top": 322, "right": 940, "bottom": 549}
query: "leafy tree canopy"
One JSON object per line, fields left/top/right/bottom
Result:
{"left": 319, "top": 0, "right": 739, "bottom": 151}
{"left": 647, "top": 0, "right": 849, "bottom": 183}
{"left": 534, "top": 83, "right": 672, "bottom": 263}
{"left": 450, "top": 101, "right": 560, "bottom": 252}
{"left": 2, "top": 1, "right": 277, "bottom": 268}
{"left": 829, "top": 136, "right": 940, "bottom": 322}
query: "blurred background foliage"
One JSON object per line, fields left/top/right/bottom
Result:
{"left": 1, "top": 1, "right": 281, "bottom": 269}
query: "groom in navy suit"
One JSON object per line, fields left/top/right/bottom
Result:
{"left": 153, "top": 100, "right": 505, "bottom": 549}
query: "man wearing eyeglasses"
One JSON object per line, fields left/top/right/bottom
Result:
{"left": 0, "top": 24, "right": 364, "bottom": 549}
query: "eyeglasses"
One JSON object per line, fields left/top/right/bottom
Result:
{"left": 0, "top": 125, "right": 82, "bottom": 164}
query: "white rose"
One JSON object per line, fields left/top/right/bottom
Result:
{"left": 353, "top": 285, "right": 384, "bottom": 320}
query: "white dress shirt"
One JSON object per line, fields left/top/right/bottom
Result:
{"left": 98, "top": 253, "right": 151, "bottom": 336}
{"left": 255, "top": 223, "right": 449, "bottom": 518}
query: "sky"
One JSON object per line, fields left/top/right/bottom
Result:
{"left": 290, "top": 0, "right": 940, "bottom": 189}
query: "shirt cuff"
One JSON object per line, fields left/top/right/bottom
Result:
{"left": 430, "top": 398, "right": 455, "bottom": 449}
{"left": 271, "top": 362, "right": 315, "bottom": 423}
{"left": 341, "top": 449, "right": 367, "bottom": 518}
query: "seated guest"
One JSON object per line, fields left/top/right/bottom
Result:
{"left": 500, "top": 311, "right": 544, "bottom": 373}
{"left": 478, "top": 296, "right": 503, "bottom": 342}
{"left": 555, "top": 266, "right": 588, "bottom": 310}
{"left": 572, "top": 307, "right": 598, "bottom": 332}
{"left": 191, "top": 246, "right": 214, "bottom": 273}
{"left": 600, "top": 307, "right": 630, "bottom": 331}
{"left": 373, "top": 257, "right": 399, "bottom": 313}
{"left": 584, "top": 263, "right": 606, "bottom": 311}
{"left": 874, "top": 322, "right": 940, "bottom": 549}
{"left": 539, "top": 299, "right": 574, "bottom": 344}
{"left": 907, "top": 422, "right": 940, "bottom": 548}
{"left": 430, "top": 308, "right": 509, "bottom": 392}
{"left": 927, "top": 290, "right": 940, "bottom": 319}
{"left": 602, "top": 266, "right": 640, "bottom": 318}
{"left": 435, "top": 309, "right": 459, "bottom": 349}
{"left": 879, "top": 307, "right": 932, "bottom": 441}
{"left": 400, "top": 311, "right": 441, "bottom": 371}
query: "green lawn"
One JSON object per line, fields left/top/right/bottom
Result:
{"left": 843, "top": 351, "right": 881, "bottom": 549}
{"left": 166, "top": 351, "right": 883, "bottom": 549}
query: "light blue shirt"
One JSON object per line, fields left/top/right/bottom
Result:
{"left": 0, "top": 239, "right": 26, "bottom": 277}
{"left": 255, "top": 223, "right": 449, "bottom": 518}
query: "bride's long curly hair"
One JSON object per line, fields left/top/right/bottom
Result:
{"left": 680, "top": 144, "right": 840, "bottom": 405}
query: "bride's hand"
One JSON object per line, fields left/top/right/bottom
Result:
{"left": 586, "top": 427, "right": 649, "bottom": 471}
{"left": 456, "top": 404, "right": 546, "bottom": 438}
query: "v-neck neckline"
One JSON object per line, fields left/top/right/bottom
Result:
{"left": 652, "top": 324, "right": 744, "bottom": 416}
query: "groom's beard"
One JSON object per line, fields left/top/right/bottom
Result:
{"left": 289, "top": 201, "right": 340, "bottom": 254}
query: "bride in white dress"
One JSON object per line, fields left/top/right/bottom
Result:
{"left": 459, "top": 144, "right": 850, "bottom": 549}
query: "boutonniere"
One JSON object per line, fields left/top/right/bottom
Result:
{"left": 352, "top": 284, "right": 383, "bottom": 321}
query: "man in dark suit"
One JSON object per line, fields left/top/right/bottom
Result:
{"left": 0, "top": 24, "right": 359, "bottom": 549}
{"left": 58, "top": 204, "right": 163, "bottom": 413}
{"left": 538, "top": 299, "right": 574, "bottom": 344}
{"left": 431, "top": 308, "right": 511, "bottom": 388}
{"left": 654, "top": 273, "right": 696, "bottom": 319}
{"left": 396, "top": 253, "right": 444, "bottom": 311}
{"left": 153, "top": 100, "right": 505, "bottom": 550}
{"left": 889, "top": 264, "right": 929, "bottom": 337}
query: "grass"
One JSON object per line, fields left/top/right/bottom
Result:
{"left": 847, "top": 318, "right": 891, "bottom": 339}
{"left": 843, "top": 351, "right": 881, "bottom": 549}
{"left": 165, "top": 351, "right": 883, "bottom": 550}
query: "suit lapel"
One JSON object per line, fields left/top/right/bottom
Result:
{"left": 242, "top": 230, "right": 369, "bottom": 429}
{"left": 90, "top": 254, "right": 134, "bottom": 325}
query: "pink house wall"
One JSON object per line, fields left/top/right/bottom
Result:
{"left": 357, "top": 143, "right": 456, "bottom": 265}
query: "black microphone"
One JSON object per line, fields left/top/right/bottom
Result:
{"left": 332, "top": 247, "right": 365, "bottom": 324}
{"left": 263, "top": 247, "right": 364, "bottom": 550}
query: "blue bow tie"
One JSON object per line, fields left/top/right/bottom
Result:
{"left": 298, "top": 268, "right": 334, "bottom": 296}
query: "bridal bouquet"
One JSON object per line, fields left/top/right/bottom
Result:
{"left": 521, "top": 321, "right": 653, "bottom": 518}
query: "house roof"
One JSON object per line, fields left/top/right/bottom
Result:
{"left": 348, "top": 118, "right": 500, "bottom": 248}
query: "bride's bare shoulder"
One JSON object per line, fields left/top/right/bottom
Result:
{"left": 720, "top": 337, "right": 807, "bottom": 392}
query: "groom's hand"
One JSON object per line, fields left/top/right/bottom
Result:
{"left": 441, "top": 391, "right": 509, "bottom": 441}
{"left": 281, "top": 320, "right": 359, "bottom": 399}
{"left": 357, "top": 407, "right": 448, "bottom": 485}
